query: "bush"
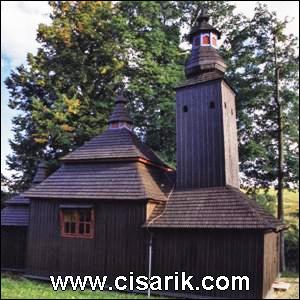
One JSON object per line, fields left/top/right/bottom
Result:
{"left": 285, "top": 222, "right": 299, "bottom": 272}
{"left": 253, "top": 191, "right": 299, "bottom": 272}
{"left": 254, "top": 193, "right": 277, "bottom": 215}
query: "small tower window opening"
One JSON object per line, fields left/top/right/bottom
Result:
{"left": 224, "top": 102, "right": 227, "bottom": 108}
{"left": 231, "top": 108, "right": 234, "bottom": 115}
{"left": 201, "top": 34, "right": 210, "bottom": 45}
{"left": 183, "top": 105, "right": 188, "bottom": 112}
{"left": 210, "top": 101, "right": 215, "bottom": 109}
{"left": 211, "top": 34, "right": 217, "bottom": 47}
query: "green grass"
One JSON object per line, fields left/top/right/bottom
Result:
{"left": 254, "top": 188, "right": 299, "bottom": 224}
{"left": 0, "top": 273, "right": 160, "bottom": 299}
{"left": 2, "top": 272, "right": 299, "bottom": 299}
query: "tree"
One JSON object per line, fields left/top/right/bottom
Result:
{"left": 5, "top": 1, "right": 129, "bottom": 191}
{"left": 6, "top": 1, "right": 241, "bottom": 190}
{"left": 5, "top": 2, "right": 298, "bottom": 202}
{"left": 222, "top": 3, "right": 299, "bottom": 192}
{"left": 119, "top": 1, "right": 244, "bottom": 164}
{"left": 1, "top": 173, "right": 12, "bottom": 208}
{"left": 223, "top": 3, "right": 299, "bottom": 271}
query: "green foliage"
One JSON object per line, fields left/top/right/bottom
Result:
{"left": 1, "top": 174, "right": 13, "bottom": 208}
{"left": 4, "top": 1, "right": 299, "bottom": 200}
{"left": 5, "top": 1, "right": 130, "bottom": 191}
{"left": 223, "top": 3, "right": 299, "bottom": 191}
{"left": 254, "top": 192, "right": 277, "bottom": 215}
{"left": 251, "top": 188, "right": 299, "bottom": 272}
{"left": 285, "top": 223, "right": 299, "bottom": 272}
{"left": 5, "top": 1, "right": 243, "bottom": 192}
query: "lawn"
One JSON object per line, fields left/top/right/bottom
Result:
{"left": 0, "top": 273, "right": 158, "bottom": 299}
{"left": 253, "top": 188, "right": 299, "bottom": 227}
{"left": 2, "top": 272, "right": 299, "bottom": 299}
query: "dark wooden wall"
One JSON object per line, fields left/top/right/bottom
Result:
{"left": 176, "top": 80, "right": 225, "bottom": 188}
{"left": 26, "top": 199, "right": 148, "bottom": 281}
{"left": 24, "top": 198, "right": 279, "bottom": 299}
{"left": 221, "top": 81, "right": 239, "bottom": 188}
{"left": 151, "top": 229, "right": 265, "bottom": 299}
{"left": 262, "top": 232, "right": 280, "bottom": 297}
{"left": 176, "top": 79, "right": 240, "bottom": 189}
{"left": 1, "top": 226, "right": 27, "bottom": 271}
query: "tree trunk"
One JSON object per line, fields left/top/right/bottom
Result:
{"left": 274, "top": 34, "right": 286, "bottom": 272}
{"left": 277, "top": 79, "right": 285, "bottom": 272}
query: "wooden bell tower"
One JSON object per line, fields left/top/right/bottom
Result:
{"left": 176, "top": 9, "right": 240, "bottom": 189}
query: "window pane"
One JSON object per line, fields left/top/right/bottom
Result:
{"left": 70, "top": 222, "right": 76, "bottom": 233}
{"left": 63, "top": 209, "right": 76, "bottom": 222}
{"left": 79, "top": 223, "right": 84, "bottom": 234}
{"left": 61, "top": 208, "right": 93, "bottom": 237}
{"left": 86, "top": 224, "right": 90, "bottom": 234}
{"left": 64, "top": 222, "right": 70, "bottom": 233}
{"left": 79, "top": 209, "right": 91, "bottom": 222}
{"left": 79, "top": 211, "right": 85, "bottom": 222}
{"left": 86, "top": 211, "right": 91, "bottom": 222}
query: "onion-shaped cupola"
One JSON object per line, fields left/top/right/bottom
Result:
{"left": 185, "top": 8, "right": 227, "bottom": 79}
{"left": 108, "top": 93, "right": 133, "bottom": 130}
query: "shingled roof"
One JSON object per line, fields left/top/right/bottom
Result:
{"left": 1, "top": 194, "right": 30, "bottom": 226}
{"left": 147, "top": 186, "right": 286, "bottom": 231}
{"left": 61, "top": 128, "right": 170, "bottom": 169}
{"left": 5, "top": 194, "right": 30, "bottom": 205}
{"left": 24, "top": 162, "right": 174, "bottom": 201}
{"left": 108, "top": 94, "right": 133, "bottom": 125}
{"left": 1, "top": 206, "right": 29, "bottom": 226}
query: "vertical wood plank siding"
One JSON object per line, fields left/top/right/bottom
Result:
{"left": 176, "top": 80, "right": 225, "bottom": 188}
{"left": 1, "top": 227, "right": 27, "bottom": 271}
{"left": 26, "top": 199, "right": 148, "bottom": 281}
{"left": 262, "top": 232, "right": 280, "bottom": 297}
{"left": 152, "top": 229, "right": 264, "bottom": 299}
{"left": 24, "top": 199, "right": 278, "bottom": 298}
{"left": 221, "top": 81, "right": 240, "bottom": 188}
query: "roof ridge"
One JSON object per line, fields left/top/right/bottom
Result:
{"left": 136, "top": 163, "right": 170, "bottom": 201}
{"left": 126, "top": 129, "right": 172, "bottom": 169}
{"left": 135, "top": 162, "right": 153, "bottom": 200}
{"left": 147, "top": 183, "right": 175, "bottom": 226}
{"left": 61, "top": 128, "right": 173, "bottom": 170}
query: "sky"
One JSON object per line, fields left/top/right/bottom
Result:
{"left": 1, "top": 1, "right": 299, "bottom": 178}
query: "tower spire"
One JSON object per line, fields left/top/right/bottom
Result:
{"left": 185, "top": 7, "right": 226, "bottom": 80}
{"left": 32, "top": 161, "right": 49, "bottom": 185}
{"left": 108, "top": 93, "right": 133, "bottom": 130}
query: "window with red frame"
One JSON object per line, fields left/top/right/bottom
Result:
{"left": 60, "top": 208, "right": 94, "bottom": 238}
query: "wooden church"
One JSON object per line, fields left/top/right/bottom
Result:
{"left": 1, "top": 10, "right": 286, "bottom": 299}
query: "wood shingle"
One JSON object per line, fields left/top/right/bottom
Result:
{"left": 24, "top": 162, "right": 174, "bottom": 201}
{"left": 147, "top": 186, "right": 286, "bottom": 230}
{"left": 61, "top": 128, "right": 170, "bottom": 169}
